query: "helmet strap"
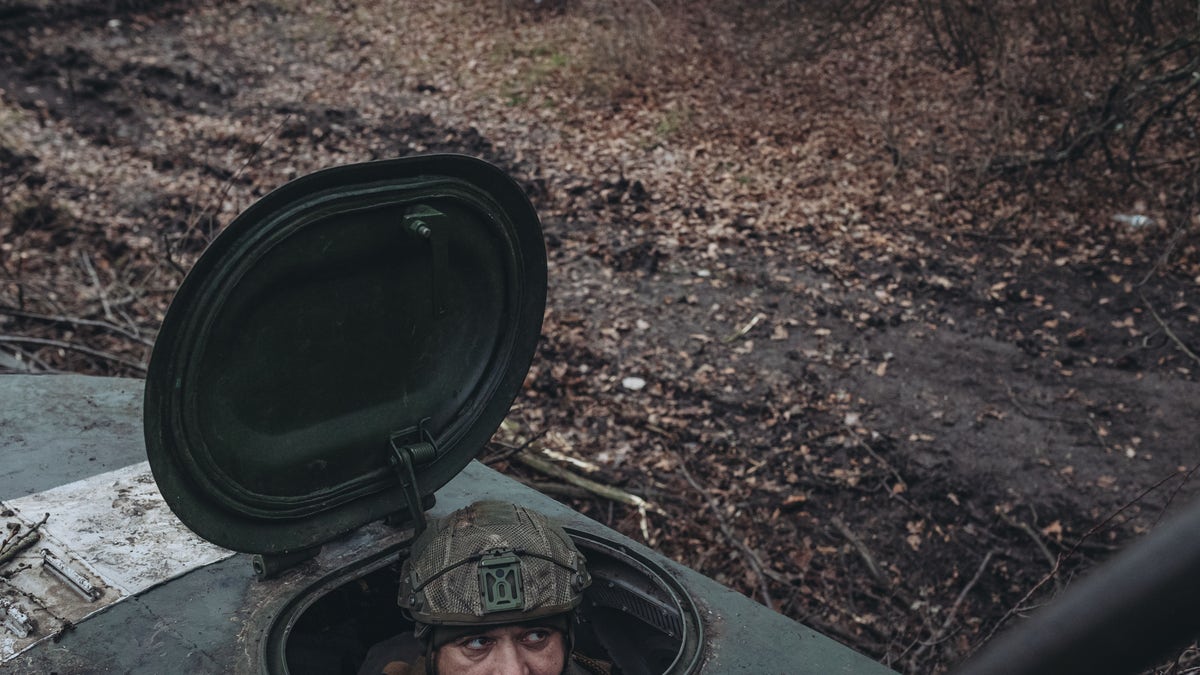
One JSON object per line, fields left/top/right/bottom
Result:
{"left": 424, "top": 638, "right": 437, "bottom": 675}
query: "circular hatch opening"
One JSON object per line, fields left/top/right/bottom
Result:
{"left": 271, "top": 531, "right": 703, "bottom": 675}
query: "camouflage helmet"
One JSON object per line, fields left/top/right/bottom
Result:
{"left": 398, "top": 500, "right": 591, "bottom": 633}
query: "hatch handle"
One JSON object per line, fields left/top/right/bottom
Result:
{"left": 403, "top": 205, "right": 448, "bottom": 318}
{"left": 389, "top": 420, "right": 438, "bottom": 535}
{"left": 41, "top": 549, "right": 100, "bottom": 602}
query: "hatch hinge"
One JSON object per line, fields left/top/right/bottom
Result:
{"left": 251, "top": 546, "right": 322, "bottom": 581}
{"left": 388, "top": 419, "right": 438, "bottom": 536}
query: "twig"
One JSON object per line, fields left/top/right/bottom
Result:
{"left": 180, "top": 114, "right": 289, "bottom": 248}
{"left": 1005, "top": 382, "right": 1111, "bottom": 451}
{"left": 997, "top": 511, "right": 1062, "bottom": 593}
{"left": 630, "top": 0, "right": 664, "bottom": 20}
{"left": 487, "top": 429, "right": 547, "bottom": 463}
{"left": 976, "top": 468, "right": 1185, "bottom": 650}
{"left": 1137, "top": 211, "right": 1194, "bottom": 288}
{"left": 0, "top": 345, "right": 58, "bottom": 373}
{"left": 673, "top": 452, "right": 782, "bottom": 608}
{"left": 159, "top": 230, "right": 189, "bottom": 279}
{"left": 1154, "top": 460, "right": 1200, "bottom": 528}
{"left": 0, "top": 306, "right": 154, "bottom": 347}
{"left": 513, "top": 450, "right": 658, "bottom": 541}
{"left": 0, "top": 336, "right": 147, "bottom": 372}
{"left": 911, "top": 550, "right": 997, "bottom": 662}
{"left": 831, "top": 515, "right": 889, "bottom": 587}
{"left": 78, "top": 252, "right": 115, "bottom": 323}
{"left": 0, "top": 532, "right": 40, "bottom": 567}
{"left": 1022, "top": 516, "right": 1060, "bottom": 586}
{"left": 1004, "top": 383, "right": 1078, "bottom": 425}
{"left": 1140, "top": 290, "right": 1200, "bottom": 367}
{"left": 0, "top": 513, "right": 49, "bottom": 567}
{"left": 1, "top": 524, "right": 18, "bottom": 550}
{"left": 723, "top": 313, "right": 765, "bottom": 343}
{"left": 854, "top": 435, "right": 908, "bottom": 493}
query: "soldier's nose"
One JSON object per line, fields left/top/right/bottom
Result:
{"left": 490, "top": 641, "right": 526, "bottom": 675}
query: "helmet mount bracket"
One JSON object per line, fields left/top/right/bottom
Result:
{"left": 478, "top": 551, "right": 525, "bottom": 613}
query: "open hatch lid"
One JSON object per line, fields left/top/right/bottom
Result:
{"left": 144, "top": 155, "right": 546, "bottom": 555}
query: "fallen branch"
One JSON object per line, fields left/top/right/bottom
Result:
{"left": 487, "top": 428, "right": 547, "bottom": 464}
{"left": 997, "top": 510, "right": 1062, "bottom": 593}
{"left": 0, "top": 336, "right": 147, "bottom": 372}
{"left": 0, "top": 531, "right": 40, "bottom": 567}
{"left": 853, "top": 435, "right": 908, "bottom": 493}
{"left": 0, "top": 345, "right": 59, "bottom": 373}
{"left": 0, "top": 513, "right": 49, "bottom": 568}
{"left": 1141, "top": 291, "right": 1200, "bottom": 368}
{"left": 78, "top": 251, "right": 115, "bottom": 324}
{"left": 1005, "top": 383, "right": 1081, "bottom": 425}
{"left": 1153, "top": 460, "right": 1200, "bottom": 528}
{"left": 179, "top": 114, "right": 289, "bottom": 252}
{"left": 831, "top": 515, "right": 889, "bottom": 587}
{"left": 513, "top": 450, "right": 658, "bottom": 541}
{"left": 911, "top": 549, "right": 997, "bottom": 662}
{"left": 0, "top": 305, "right": 153, "bottom": 347}
{"left": 723, "top": 312, "right": 766, "bottom": 343}
{"left": 976, "top": 468, "right": 1185, "bottom": 650}
{"left": 673, "top": 452, "right": 784, "bottom": 608}
{"left": 1137, "top": 200, "right": 1195, "bottom": 288}
{"left": 1004, "top": 382, "right": 1110, "bottom": 451}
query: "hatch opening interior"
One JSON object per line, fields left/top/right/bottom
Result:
{"left": 278, "top": 530, "right": 703, "bottom": 675}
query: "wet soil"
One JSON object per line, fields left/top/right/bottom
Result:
{"left": 1, "top": 2, "right": 1197, "bottom": 672}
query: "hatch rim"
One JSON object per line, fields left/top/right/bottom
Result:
{"left": 143, "top": 155, "right": 547, "bottom": 554}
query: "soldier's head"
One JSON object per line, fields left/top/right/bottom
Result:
{"left": 398, "top": 500, "right": 591, "bottom": 675}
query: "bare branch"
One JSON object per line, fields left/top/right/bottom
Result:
{"left": 1141, "top": 291, "right": 1200, "bottom": 367}
{"left": 0, "top": 305, "right": 154, "bottom": 347}
{"left": 0, "top": 335, "right": 147, "bottom": 372}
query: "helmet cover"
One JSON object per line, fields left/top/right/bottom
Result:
{"left": 398, "top": 500, "right": 590, "bottom": 629}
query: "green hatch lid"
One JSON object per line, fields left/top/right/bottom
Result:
{"left": 144, "top": 155, "right": 547, "bottom": 555}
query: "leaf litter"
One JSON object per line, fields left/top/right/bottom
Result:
{"left": 1, "top": 1, "right": 1198, "bottom": 672}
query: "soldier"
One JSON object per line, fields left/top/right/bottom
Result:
{"left": 360, "top": 500, "right": 611, "bottom": 675}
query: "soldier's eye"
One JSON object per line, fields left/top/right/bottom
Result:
{"left": 462, "top": 636, "right": 492, "bottom": 651}
{"left": 522, "top": 629, "right": 551, "bottom": 644}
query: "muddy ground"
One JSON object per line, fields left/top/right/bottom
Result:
{"left": 1, "top": 1, "right": 1198, "bottom": 672}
